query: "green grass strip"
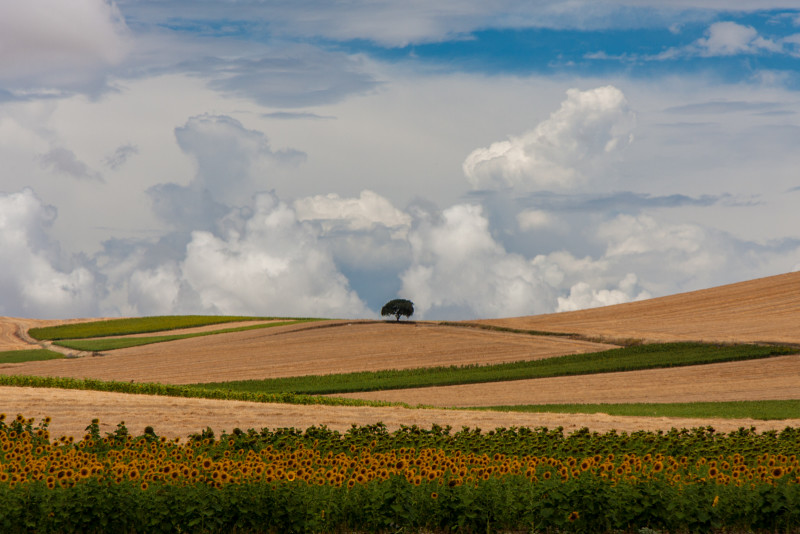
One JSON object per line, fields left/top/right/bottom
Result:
{"left": 0, "top": 349, "right": 65, "bottom": 363}
{"left": 439, "top": 321, "right": 578, "bottom": 338}
{"left": 53, "top": 320, "right": 315, "bottom": 351}
{"left": 0, "top": 374, "right": 404, "bottom": 409}
{"left": 192, "top": 342, "right": 797, "bottom": 396}
{"left": 471, "top": 400, "right": 800, "bottom": 421}
{"left": 28, "top": 315, "right": 319, "bottom": 341}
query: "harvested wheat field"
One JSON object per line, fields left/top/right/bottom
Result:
{"left": 0, "top": 321, "right": 614, "bottom": 384}
{"left": 479, "top": 271, "right": 800, "bottom": 344}
{"left": 2, "top": 387, "right": 798, "bottom": 440}
{"left": 336, "top": 354, "right": 800, "bottom": 407}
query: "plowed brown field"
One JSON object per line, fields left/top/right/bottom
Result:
{"left": 336, "top": 354, "right": 800, "bottom": 406}
{"left": 0, "top": 322, "right": 614, "bottom": 384}
{"left": 2, "top": 387, "right": 798, "bottom": 440}
{"left": 479, "top": 271, "right": 800, "bottom": 344}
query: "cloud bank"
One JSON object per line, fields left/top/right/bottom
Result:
{"left": 3, "top": 79, "right": 800, "bottom": 321}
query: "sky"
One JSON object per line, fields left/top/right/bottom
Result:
{"left": 2, "top": 1, "right": 800, "bottom": 320}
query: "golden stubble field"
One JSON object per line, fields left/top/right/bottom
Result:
{"left": 480, "top": 271, "right": 800, "bottom": 345}
{"left": 2, "top": 271, "right": 800, "bottom": 438}
{"left": 0, "top": 321, "right": 615, "bottom": 384}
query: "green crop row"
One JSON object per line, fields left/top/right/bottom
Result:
{"left": 476, "top": 400, "right": 800, "bottom": 421}
{"left": 0, "top": 375, "right": 401, "bottom": 409}
{"left": 192, "top": 342, "right": 796, "bottom": 395}
{"left": 1, "top": 373, "right": 795, "bottom": 423}
{"left": 28, "top": 315, "right": 320, "bottom": 341}
{"left": 0, "top": 349, "right": 65, "bottom": 364}
{"left": 53, "top": 320, "right": 314, "bottom": 351}
{"left": 439, "top": 320, "right": 579, "bottom": 338}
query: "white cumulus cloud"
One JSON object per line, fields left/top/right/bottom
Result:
{"left": 179, "top": 193, "right": 371, "bottom": 318}
{"left": 174, "top": 114, "right": 306, "bottom": 202}
{"left": 400, "top": 204, "right": 558, "bottom": 319}
{"left": 655, "top": 21, "right": 785, "bottom": 60}
{"left": 294, "top": 190, "right": 411, "bottom": 234}
{"left": 695, "top": 21, "right": 782, "bottom": 56}
{"left": 0, "top": 189, "right": 99, "bottom": 318}
{"left": 557, "top": 273, "right": 650, "bottom": 312}
{"left": 463, "top": 86, "right": 635, "bottom": 192}
{"left": 148, "top": 114, "right": 307, "bottom": 230}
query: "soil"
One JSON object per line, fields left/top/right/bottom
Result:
{"left": 0, "top": 317, "right": 110, "bottom": 354}
{"left": 478, "top": 271, "right": 800, "bottom": 345}
{"left": 2, "top": 386, "right": 797, "bottom": 440}
{"left": 0, "top": 322, "right": 614, "bottom": 384}
{"left": 335, "top": 354, "right": 800, "bottom": 406}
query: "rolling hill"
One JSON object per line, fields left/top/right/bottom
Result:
{"left": 1, "top": 271, "right": 799, "bottom": 438}
{"left": 478, "top": 271, "right": 800, "bottom": 344}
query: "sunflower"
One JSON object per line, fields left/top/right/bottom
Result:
{"left": 568, "top": 511, "right": 579, "bottom": 522}
{"left": 652, "top": 461, "right": 664, "bottom": 473}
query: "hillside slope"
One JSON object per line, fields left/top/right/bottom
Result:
{"left": 0, "top": 322, "right": 613, "bottom": 384}
{"left": 480, "top": 271, "right": 800, "bottom": 344}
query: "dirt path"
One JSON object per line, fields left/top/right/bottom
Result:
{"left": 0, "top": 317, "right": 111, "bottom": 355}
{"left": 0, "top": 322, "right": 615, "bottom": 384}
{"left": 335, "top": 354, "right": 800, "bottom": 406}
{"left": 2, "top": 387, "right": 797, "bottom": 440}
{"left": 481, "top": 271, "right": 800, "bottom": 344}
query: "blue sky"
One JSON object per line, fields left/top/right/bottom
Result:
{"left": 2, "top": 1, "right": 800, "bottom": 319}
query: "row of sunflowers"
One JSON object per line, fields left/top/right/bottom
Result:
{"left": 1, "top": 414, "right": 799, "bottom": 532}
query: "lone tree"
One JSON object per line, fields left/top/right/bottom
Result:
{"left": 381, "top": 299, "right": 414, "bottom": 322}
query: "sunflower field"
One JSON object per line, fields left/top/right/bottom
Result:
{"left": 1, "top": 414, "right": 800, "bottom": 533}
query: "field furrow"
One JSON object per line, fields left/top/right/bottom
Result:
{"left": 334, "top": 354, "right": 800, "bottom": 406}
{"left": 0, "top": 322, "right": 614, "bottom": 384}
{"left": 480, "top": 271, "right": 800, "bottom": 344}
{"left": 2, "top": 386, "right": 798, "bottom": 440}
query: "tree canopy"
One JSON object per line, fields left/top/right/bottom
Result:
{"left": 381, "top": 299, "right": 414, "bottom": 322}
